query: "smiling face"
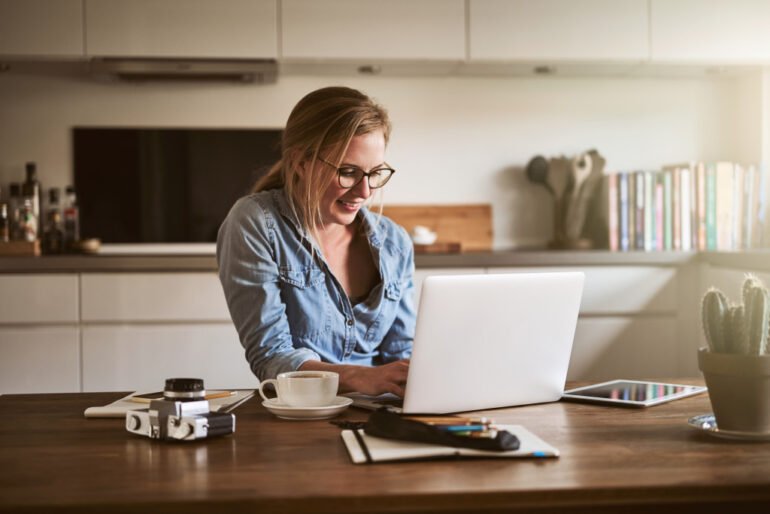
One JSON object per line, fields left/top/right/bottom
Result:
{"left": 319, "top": 130, "right": 386, "bottom": 228}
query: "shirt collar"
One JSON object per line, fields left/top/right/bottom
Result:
{"left": 272, "top": 189, "right": 306, "bottom": 237}
{"left": 272, "top": 188, "right": 386, "bottom": 249}
{"left": 358, "top": 205, "right": 385, "bottom": 249}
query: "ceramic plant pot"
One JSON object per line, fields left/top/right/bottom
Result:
{"left": 698, "top": 347, "right": 770, "bottom": 433}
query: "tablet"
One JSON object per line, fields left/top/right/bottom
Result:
{"left": 562, "top": 380, "right": 707, "bottom": 407}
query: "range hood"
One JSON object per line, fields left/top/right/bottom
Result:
{"left": 89, "top": 58, "right": 277, "bottom": 83}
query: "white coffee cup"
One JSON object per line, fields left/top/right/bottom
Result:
{"left": 258, "top": 371, "right": 339, "bottom": 407}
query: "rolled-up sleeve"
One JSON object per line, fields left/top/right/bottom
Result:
{"left": 216, "top": 198, "right": 320, "bottom": 380}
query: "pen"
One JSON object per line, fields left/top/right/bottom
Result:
{"left": 456, "top": 429, "right": 499, "bottom": 439}
{"left": 436, "top": 424, "right": 489, "bottom": 432}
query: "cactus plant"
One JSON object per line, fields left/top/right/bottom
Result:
{"left": 701, "top": 274, "right": 770, "bottom": 355}
{"left": 744, "top": 283, "right": 770, "bottom": 355}
{"left": 729, "top": 304, "right": 749, "bottom": 354}
{"left": 702, "top": 287, "right": 729, "bottom": 353}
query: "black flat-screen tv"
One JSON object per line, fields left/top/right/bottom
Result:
{"left": 73, "top": 127, "right": 282, "bottom": 243}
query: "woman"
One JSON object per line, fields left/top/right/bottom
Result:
{"left": 217, "top": 86, "right": 415, "bottom": 398}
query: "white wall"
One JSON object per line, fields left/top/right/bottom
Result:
{"left": 0, "top": 68, "right": 759, "bottom": 248}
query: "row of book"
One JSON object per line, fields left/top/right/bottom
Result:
{"left": 606, "top": 162, "right": 767, "bottom": 252}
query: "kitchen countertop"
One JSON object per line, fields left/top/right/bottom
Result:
{"left": 1, "top": 249, "right": 767, "bottom": 273}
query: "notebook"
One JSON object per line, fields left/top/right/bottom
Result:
{"left": 84, "top": 390, "right": 255, "bottom": 418}
{"left": 341, "top": 424, "right": 559, "bottom": 464}
{"left": 348, "top": 272, "right": 584, "bottom": 414}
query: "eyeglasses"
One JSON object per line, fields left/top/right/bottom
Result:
{"left": 319, "top": 157, "right": 396, "bottom": 189}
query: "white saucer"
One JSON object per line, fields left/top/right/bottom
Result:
{"left": 688, "top": 414, "right": 770, "bottom": 442}
{"left": 262, "top": 396, "right": 353, "bottom": 420}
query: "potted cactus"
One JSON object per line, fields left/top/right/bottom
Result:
{"left": 699, "top": 274, "right": 770, "bottom": 433}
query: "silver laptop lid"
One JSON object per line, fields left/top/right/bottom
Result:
{"left": 402, "top": 272, "right": 584, "bottom": 414}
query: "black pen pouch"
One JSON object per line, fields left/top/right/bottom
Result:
{"left": 363, "top": 410, "right": 520, "bottom": 451}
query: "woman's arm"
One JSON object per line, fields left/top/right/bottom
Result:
{"left": 299, "top": 359, "right": 409, "bottom": 397}
{"left": 217, "top": 197, "right": 320, "bottom": 380}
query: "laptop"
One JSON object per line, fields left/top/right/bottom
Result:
{"left": 348, "top": 271, "right": 584, "bottom": 414}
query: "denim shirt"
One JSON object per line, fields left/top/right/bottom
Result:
{"left": 216, "top": 189, "right": 416, "bottom": 381}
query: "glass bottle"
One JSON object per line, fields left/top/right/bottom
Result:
{"left": 0, "top": 203, "right": 9, "bottom": 242}
{"left": 46, "top": 188, "right": 61, "bottom": 225}
{"left": 22, "top": 162, "right": 42, "bottom": 228}
{"left": 43, "top": 188, "right": 64, "bottom": 254}
{"left": 18, "top": 197, "right": 38, "bottom": 242}
{"left": 63, "top": 185, "right": 80, "bottom": 250}
{"left": 8, "top": 183, "right": 22, "bottom": 241}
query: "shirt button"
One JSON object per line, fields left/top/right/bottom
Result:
{"left": 346, "top": 319, "right": 354, "bottom": 327}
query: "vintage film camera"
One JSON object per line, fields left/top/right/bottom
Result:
{"left": 126, "top": 378, "right": 235, "bottom": 441}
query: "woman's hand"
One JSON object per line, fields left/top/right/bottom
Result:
{"left": 299, "top": 359, "right": 410, "bottom": 397}
{"left": 338, "top": 359, "right": 410, "bottom": 397}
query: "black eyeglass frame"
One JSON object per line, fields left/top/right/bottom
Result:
{"left": 318, "top": 157, "right": 396, "bottom": 189}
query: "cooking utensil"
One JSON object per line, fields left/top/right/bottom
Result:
{"left": 547, "top": 156, "right": 572, "bottom": 201}
{"left": 525, "top": 155, "right": 553, "bottom": 195}
{"left": 571, "top": 153, "right": 593, "bottom": 198}
{"left": 564, "top": 150, "right": 604, "bottom": 241}
{"left": 545, "top": 156, "right": 573, "bottom": 245}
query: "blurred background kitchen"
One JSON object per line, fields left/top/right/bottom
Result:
{"left": 1, "top": 0, "right": 769, "bottom": 394}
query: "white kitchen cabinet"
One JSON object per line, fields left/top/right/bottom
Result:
{"left": 0, "top": 261, "right": 710, "bottom": 393}
{"left": 80, "top": 272, "right": 231, "bottom": 322}
{"left": 469, "top": 0, "right": 649, "bottom": 61}
{"left": 487, "top": 266, "right": 679, "bottom": 315}
{"left": 0, "top": 273, "right": 80, "bottom": 394}
{"left": 85, "top": 0, "right": 277, "bottom": 58}
{"left": 281, "top": 0, "right": 465, "bottom": 60}
{"left": 0, "top": 0, "right": 84, "bottom": 57}
{"left": 0, "top": 274, "right": 79, "bottom": 324}
{"left": 80, "top": 271, "right": 254, "bottom": 391}
{"left": 568, "top": 317, "right": 679, "bottom": 381}
{"left": 651, "top": 0, "right": 770, "bottom": 63}
{"left": 0, "top": 327, "right": 80, "bottom": 393}
{"left": 488, "top": 266, "right": 682, "bottom": 380}
{"left": 81, "top": 324, "right": 257, "bottom": 391}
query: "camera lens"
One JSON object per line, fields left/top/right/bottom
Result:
{"left": 163, "top": 378, "right": 205, "bottom": 402}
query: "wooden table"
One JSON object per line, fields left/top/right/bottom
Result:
{"left": 2, "top": 382, "right": 770, "bottom": 514}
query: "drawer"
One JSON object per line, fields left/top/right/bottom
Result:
{"left": 488, "top": 266, "right": 679, "bottom": 314}
{"left": 0, "top": 274, "right": 79, "bottom": 323}
{"left": 81, "top": 272, "right": 231, "bottom": 322}
{"left": 82, "top": 323, "right": 257, "bottom": 391}
{"left": 0, "top": 326, "right": 80, "bottom": 393}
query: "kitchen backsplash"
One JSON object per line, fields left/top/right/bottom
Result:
{"left": 0, "top": 71, "right": 760, "bottom": 249}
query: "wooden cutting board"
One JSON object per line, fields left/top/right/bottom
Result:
{"left": 0, "top": 240, "right": 41, "bottom": 256}
{"left": 382, "top": 204, "right": 492, "bottom": 252}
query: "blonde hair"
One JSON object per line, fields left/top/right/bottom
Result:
{"left": 253, "top": 86, "right": 391, "bottom": 239}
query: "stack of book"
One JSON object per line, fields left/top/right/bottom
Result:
{"left": 607, "top": 162, "right": 767, "bottom": 252}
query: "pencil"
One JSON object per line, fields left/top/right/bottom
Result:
{"left": 404, "top": 416, "right": 492, "bottom": 425}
